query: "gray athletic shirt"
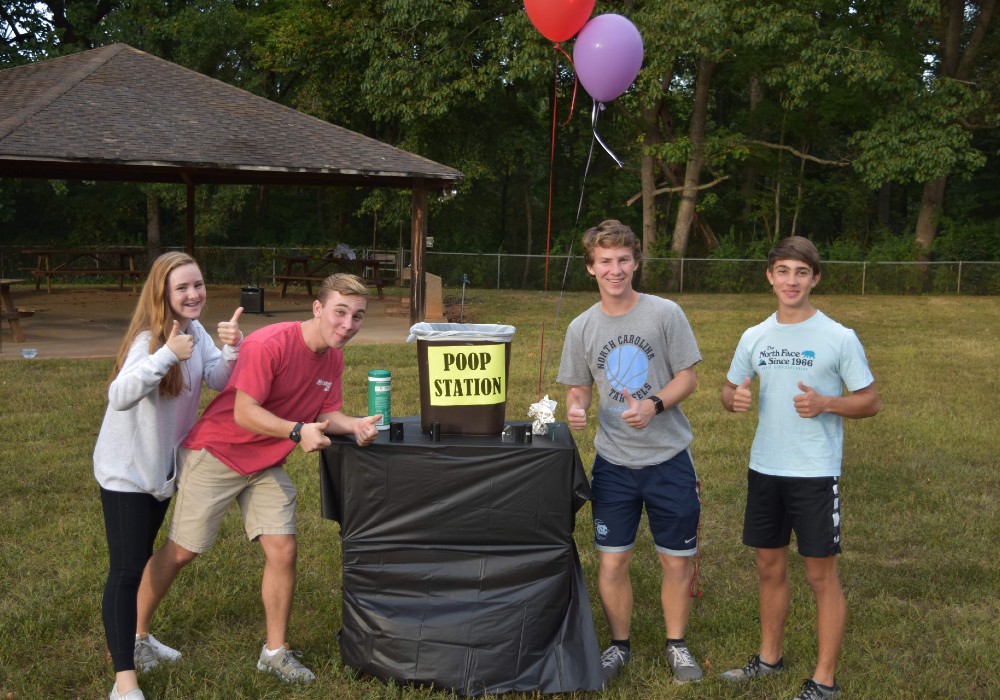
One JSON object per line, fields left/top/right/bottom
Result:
{"left": 557, "top": 294, "right": 702, "bottom": 467}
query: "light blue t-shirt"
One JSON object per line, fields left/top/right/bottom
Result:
{"left": 726, "top": 310, "right": 874, "bottom": 477}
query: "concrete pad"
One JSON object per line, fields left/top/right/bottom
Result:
{"left": 0, "top": 284, "right": 412, "bottom": 360}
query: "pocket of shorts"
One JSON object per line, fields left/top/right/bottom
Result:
{"left": 175, "top": 447, "right": 210, "bottom": 482}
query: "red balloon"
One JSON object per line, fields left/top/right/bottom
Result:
{"left": 524, "top": 0, "right": 596, "bottom": 43}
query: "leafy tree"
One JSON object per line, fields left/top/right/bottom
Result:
{"left": 253, "top": 0, "right": 567, "bottom": 254}
{"left": 1, "top": 1, "right": 58, "bottom": 64}
{"left": 849, "top": 0, "right": 997, "bottom": 261}
{"left": 3, "top": 0, "right": 999, "bottom": 266}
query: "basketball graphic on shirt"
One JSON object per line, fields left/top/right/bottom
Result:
{"left": 606, "top": 344, "right": 649, "bottom": 394}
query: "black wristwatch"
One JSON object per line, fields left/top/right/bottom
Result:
{"left": 289, "top": 421, "right": 305, "bottom": 443}
{"left": 649, "top": 396, "right": 664, "bottom": 415}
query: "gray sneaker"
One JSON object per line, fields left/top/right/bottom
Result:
{"left": 665, "top": 641, "right": 703, "bottom": 683}
{"left": 256, "top": 644, "right": 316, "bottom": 683}
{"left": 720, "top": 654, "right": 786, "bottom": 683}
{"left": 794, "top": 678, "right": 840, "bottom": 699}
{"left": 600, "top": 644, "right": 631, "bottom": 683}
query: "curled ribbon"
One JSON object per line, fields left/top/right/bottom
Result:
{"left": 590, "top": 100, "right": 624, "bottom": 168}
{"left": 577, "top": 99, "right": 624, "bottom": 220}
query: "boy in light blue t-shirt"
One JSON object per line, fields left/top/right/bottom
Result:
{"left": 720, "top": 236, "right": 880, "bottom": 700}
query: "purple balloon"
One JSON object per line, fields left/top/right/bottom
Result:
{"left": 573, "top": 14, "right": 644, "bottom": 103}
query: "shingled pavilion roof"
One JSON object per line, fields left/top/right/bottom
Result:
{"left": 0, "top": 43, "right": 457, "bottom": 322}
{"left": 0, "top": 43, "right": 462, "bottom": 188}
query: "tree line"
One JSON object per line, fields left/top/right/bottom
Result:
{"left": 2, "top": 0, "right": 998, "bottom": 269}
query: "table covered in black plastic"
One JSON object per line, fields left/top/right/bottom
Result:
{"left": 320, "top": 416, "right": 604, "bottom": 695}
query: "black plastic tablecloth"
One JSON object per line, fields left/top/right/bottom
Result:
{"left": 320, "top": 417, "right": 603, "bottom": 695}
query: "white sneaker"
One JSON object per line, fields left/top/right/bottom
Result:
{"left": 134, "top": 632, "right": 181, "bottom": 671}
{"left": 143, "top": 633, "right": 182, "bottom": 662}
{"left": 110, "top": 684, "right": 146, "bottom": 700}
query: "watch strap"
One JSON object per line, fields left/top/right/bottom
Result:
{"left": 289, "top": 421, "right": 305, "bottom": 443}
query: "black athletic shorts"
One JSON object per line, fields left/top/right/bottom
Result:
{"left": 742, "top": 469, "right": 841, "bottom": 557}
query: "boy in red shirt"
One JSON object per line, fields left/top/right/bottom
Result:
{"left": 135, "top": 274, "right": 382, "bottom": 684}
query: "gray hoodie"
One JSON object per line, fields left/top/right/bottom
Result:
{"left": 93, "top": 320, "right": 239, "bottom": 500}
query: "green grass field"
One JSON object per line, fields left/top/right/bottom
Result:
{"left": 2, "top": 291, "right": 998, "bottom": 699}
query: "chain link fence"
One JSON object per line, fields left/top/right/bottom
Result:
{"left": 423, "top": 252, "right": 1000, "bottom": 296}
{"left": 3, "top": 246, "right": 998, "bottom": 295}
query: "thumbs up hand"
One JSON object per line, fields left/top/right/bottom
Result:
{"left": 299, "top": 419, "right": 333, "bottom": 452}
{"left": 621, "top": 387, "right": 652, "bottom": 429}
{"left": 794, "top": 380, "right": 828, "bottom": 418}
{"left": 566, "top": 387, "right": 588, "bottom": 431}
{"left": 218, "top": 306, "right": 244, "bottom": 347}
{"left": 166, "top": 320, "right": 194, "bottom": 361}
{"left": 731, "top": 376, "right": 753, "bottom": 413}
{"left": 354, "top": 415, "right": 381, "bottom": 446}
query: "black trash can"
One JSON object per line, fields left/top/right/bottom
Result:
{"left": 407, "top": 323, "right": 516, "bottom": 436}
{"left": 240, "top": 286, "right": 265, "bottom": 314}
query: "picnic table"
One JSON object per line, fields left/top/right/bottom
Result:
{"left": 23, "top": 247, "right": 146, "bottom": 293}
{"left": 274, "top": 255, "right": 385, "bottom": 300}
{"left": 1, "top": 278, "right": 32, "bottom": 342}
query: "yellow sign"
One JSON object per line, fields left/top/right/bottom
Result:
{"left": 426, "top": 344, "right": 506, "bottom": 406}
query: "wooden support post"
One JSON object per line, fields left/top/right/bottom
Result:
{"left": 410, "top": 186, "right": 428, "bottom": 326}
{"left": 183, "top": 176, "right": 196, "bottom": 256}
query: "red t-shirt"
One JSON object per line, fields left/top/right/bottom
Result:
{"left": 182, "top": 321, "right": 344, "bottom": 475}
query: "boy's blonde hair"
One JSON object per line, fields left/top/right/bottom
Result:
{"left": 582, "top": 220, "right": 642, "bottom": 267}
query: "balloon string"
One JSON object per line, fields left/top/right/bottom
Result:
{"left": 576, "top": 101, "right": 623, "bottom": 221}
{"left": 552, "top": 43, "right": 579, "bottom": 127}
{"left": 541, "top": 238, "right": 576, "bottom": 388}
{"left": 545, "top": 42, "right": 580, "bottom": 292}
{"left": 543, "top": 45, "right": 562, "bottom": 292}
{"left": 576, "top": 100, "right": 622, "bottom": 221}
{"left": 576, "top": 122, "right": 596, "bottom": 222}
{"left": 539, "top": 46, "right": 582, "bottom": 390}
{"left": 537, "top": 320, "right": 545, "bottom": 398}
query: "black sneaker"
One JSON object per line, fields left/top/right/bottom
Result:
{"left": 665, "top": 641, "right": 703, "bottom": 683}
{"left": 794, "top": 678, "right": 840, "bottom": 699}
{"left": 600, "top": 644, "right": 631, "bottom": 682}
{"left": 720, "top": 654, "right": 786, "bottom": 683}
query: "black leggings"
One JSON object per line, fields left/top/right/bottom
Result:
{"left": 100, "top": 487, "right": 170, "bottom": 672}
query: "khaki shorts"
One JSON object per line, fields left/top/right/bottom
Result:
{"left": 169, "top": 448, "right": 297, "bottom": 553}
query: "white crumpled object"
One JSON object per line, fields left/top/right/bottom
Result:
{"left": 527, "top": 395, "right": 558, "bottom": 435}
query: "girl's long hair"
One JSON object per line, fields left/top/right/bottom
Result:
{"left": 109, "top": 252, "right": 198, "bottom": 397}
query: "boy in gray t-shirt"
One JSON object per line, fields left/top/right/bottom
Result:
{"left": 558, "top": 219, "right": 703, "bottom": 685}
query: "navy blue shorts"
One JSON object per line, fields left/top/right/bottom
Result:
{"left": 591, "top": 450, "right": 700, "bottom": 556}
{"left": 742, "top": 470, "right": 842, "bottom": 557}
